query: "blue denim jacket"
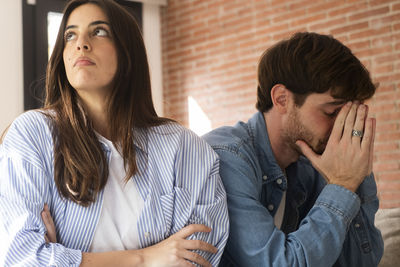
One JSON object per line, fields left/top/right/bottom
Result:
{"left": 203, "top": 112, "right": 383, "bottom": 267}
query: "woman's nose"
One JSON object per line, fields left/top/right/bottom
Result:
{"left": 76, "top": 37, "right": 91, "bottom": 51}
{"left": 77, "top": 44, "right": 90, "bottom": 51}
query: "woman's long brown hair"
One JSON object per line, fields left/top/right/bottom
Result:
{"left": 45, "top": 0, "right": 169, "bottom": 206}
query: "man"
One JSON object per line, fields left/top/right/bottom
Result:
{"left": 203, "top": 32, "right": 383, "bottom": 266}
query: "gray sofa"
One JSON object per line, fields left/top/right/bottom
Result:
{"left": 375, "top": 208, "right": 400, "bottom": 267}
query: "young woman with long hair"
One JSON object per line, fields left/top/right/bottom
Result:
{"left": 0, "top": 1, "right": 228, "bottom": 266}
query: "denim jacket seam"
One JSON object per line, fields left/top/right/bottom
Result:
{"left": 351, "top": 213, "right": 372, "bottom": 254}
{"left": 315, "top": 201, "right": 351, "bottom": 224}
{"left": 212, "top": 144, "right": 255, "bottom": 168}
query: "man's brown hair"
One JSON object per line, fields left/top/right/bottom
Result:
{"left": 256, "top": 32, "right": 377, "bottom": 112}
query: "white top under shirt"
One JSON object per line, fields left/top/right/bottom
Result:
{"left": 274, "top": 191, "right": 286, "bottom": 229}
{"left": 89, "top": 135, "right": 145, "bottom": 252}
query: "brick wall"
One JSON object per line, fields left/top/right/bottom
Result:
{"left": 161, "top": 0, "right": 400, "bottom": 208}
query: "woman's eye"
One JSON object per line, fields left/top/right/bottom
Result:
{"left": 64, "top": 32, "right": 76, "bottom": 42}
{"left": 94, "top": 28, "right": 108, "bottom": 37}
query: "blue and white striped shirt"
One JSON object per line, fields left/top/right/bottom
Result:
{"left": 0, "top": 110, "right": 229, "bottom": 266}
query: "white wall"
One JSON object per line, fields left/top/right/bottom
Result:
{"left": 0, "top": 0, "right": 24, "bottom": 132}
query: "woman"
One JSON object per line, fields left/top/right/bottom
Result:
{"left": 0, "top": 0, "right": 228, "bottom": 266}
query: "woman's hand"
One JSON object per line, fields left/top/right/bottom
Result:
{"left": 296, "top": 102, "right": 376, "bottom": 192}
{"left": 41, "top": 203, "right": 57, "bottom": 243}
{"left": 41, "top": 204, "right": 216, "bottom": 267}
{"left": 140, "top": 224, "right": 217, "bottom": 267}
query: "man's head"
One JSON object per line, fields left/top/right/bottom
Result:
{"left": 258, "top": 32, "right": 377, "bottom": 155}
{"left": 256, "top": 32, "right": 376, "bottom": 112}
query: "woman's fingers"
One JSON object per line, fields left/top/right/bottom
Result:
{"left": 41, "top": 203, "right": 57, "bottom": 243}
{"left": 140, "top": 224, "right": 216, "bottom": 267}
{"left": 179, "top": 250, "right": 212, "bottom": 267}
{"left": 182, "top": 239, "right": 217, "bottom": 254}
{"left": 175, "top": 224, "right": 211, "bottom": 239}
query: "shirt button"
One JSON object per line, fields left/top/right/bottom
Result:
{"left": 144, "top": 232, "right": 151, "bottom": 237}
{"left": 263, "top": 175, "right": 268, "bottom": 181}
{"left": 276, "top": 178, "right": 283, "bottom": 185}
{"left": 267, "top": 204, "right": 274, "bottom": 211}
{"left": 355, "top": 223, "right": 360, "bottom": 228}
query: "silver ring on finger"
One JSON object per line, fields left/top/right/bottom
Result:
{"left": 351, "top": 129, "right": 363, "bottom": 138}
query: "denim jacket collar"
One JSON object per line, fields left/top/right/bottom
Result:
{"left": 248, "top": 112, "right": 288, "bottom": 189}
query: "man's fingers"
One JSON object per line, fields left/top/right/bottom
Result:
{"left": 369, "top": 118, "right": 376, "bottom": 174}
{"left": 343, "top": 102, "right": 359, "bottom": 143}
{"left": 183, "top": 239, "right": 217, "bottom": 254}
{"left": 175, "top": 224, "right": 211, "bottom": 239}
{"left": 296, "top": 140, "right": 318, "bottom": 163}
{"left": 362, "top": 117, "right": 376, "bottom": 174}
{"left": 330, "top": 101, "right": 352, "bottom": 143}
{"left": 361, "top": 117, "right": 373, "bottom": 152}
{"left": 351, "top": 104, "right": 367, "bottom": 145}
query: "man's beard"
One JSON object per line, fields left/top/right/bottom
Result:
{"left": 282, "top": 108, "right": 328, "bottom": 156}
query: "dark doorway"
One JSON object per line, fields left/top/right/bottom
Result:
{"left": 22, "top": 0, "right": 142, "bottom": 110}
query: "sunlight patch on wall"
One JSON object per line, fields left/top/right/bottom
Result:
{"left": 188, "top": 96, "right": 211, "bottom": 136}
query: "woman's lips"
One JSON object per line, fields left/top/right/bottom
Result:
{"left": 74, "top": 57, "right": 95, "bottom": 67}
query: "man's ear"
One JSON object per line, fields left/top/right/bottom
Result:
{"left": 270, "top": 84, "right": 290, "bottom": 114}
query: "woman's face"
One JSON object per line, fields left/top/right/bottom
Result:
{"left": 63, "top": 3, "right": 117, "bottom": 97}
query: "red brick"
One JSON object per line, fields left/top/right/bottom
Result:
{"left": 372, "top": 64, "right": 394, "bottom": 74}
{"left": 330, "top": 21, "right": 369, "bottom": 35}
{"left": 374, "top": 162, "right": 400, "bottom": 172}
{"left": 394, "top": 2, "right": 400, "bottom": 11}
{"left": 289, "top": 0, "right": 315, "bottom": 11}
{"left": 349, "top": 7, "right": 390, "bottom": 22}
{"left": 375, "top": 131, "right": 400, "bottom": 142}
{"left": 354, "top": 45, "right": 393, "bottom": 58}
{"left": 328, "top": 3, "right": 368, "bottom": 18}
{"left": 377, "top": 181, "right": 400, "bottom": 191}
{"left": 375, "top": 53, "right": 400, "bottom": 64}
{"left": 375, "top": 84, "right": 396, "bottom": 93}
{"left": 273, "top": 10, "right": 307, "bottom": 24}
{"left": 375, "top": 72, "right": 400, "bottom": 83}
{"left": 378, "top": 172, "right": 400, "bottom": 181}
{"left": 377, "top": 152, "right": 400, "bottom": 162}
{"left": 379, "top": 191, "right": 400, "bottom": 201}
{"left": 379, "top": 200, "right": 400, "bottom": 209}
{"left": 291, "top": 14, "right": 327, "bottom": 27}
{"left": 371, "top": 102, "right": 397, "bottom": 113}
{"left": 371, "top": 13, "right": 400, "bottom": 25}
{"left": 161, "top": 0, "right": 400, "bottom": 207}
{"left": 309, "top": 17, "right": 347, "bottom": 32}
{"left": 347, "top": 40, "right": 371, "bottom": 51}
{"left": 370, "top": 0, "right": 396, "bottom": 6}
{"left": 374, "top": 142, "right": 399, "bottom": 152}
{"left": 350, "top": 26, "right": 392, "bottom": 40}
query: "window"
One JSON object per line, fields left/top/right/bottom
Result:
{"left": 22, "top": 0, "right": 142, "bottom": 110}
